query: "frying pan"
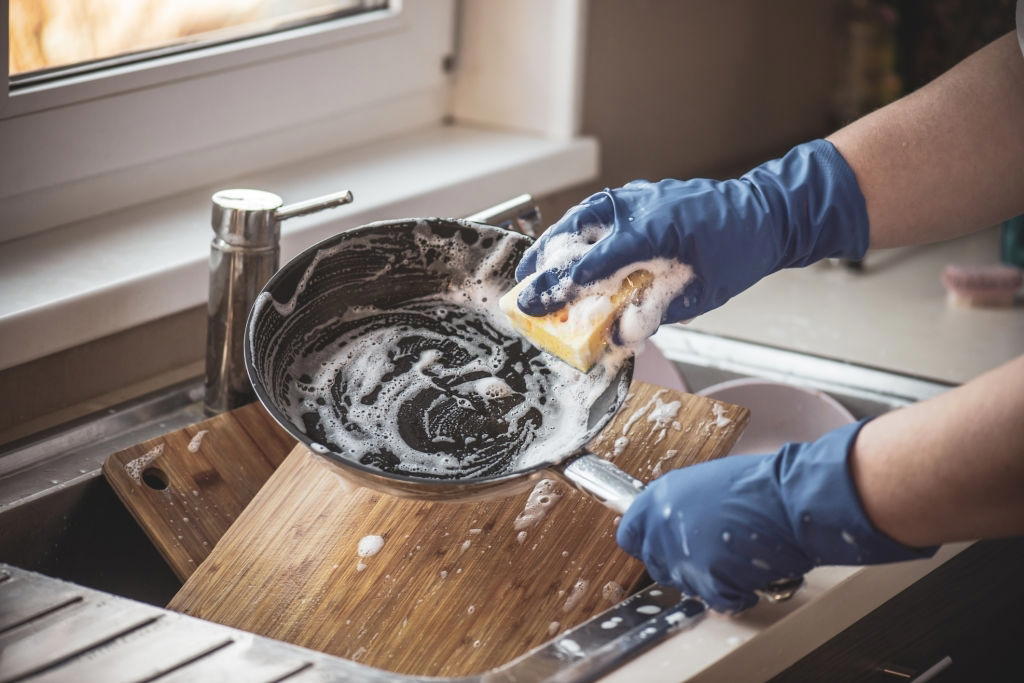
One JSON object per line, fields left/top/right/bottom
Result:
{"left": 244, "top": 217, "right": 645, "bottom": 512}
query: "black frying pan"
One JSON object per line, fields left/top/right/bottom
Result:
{"left": 244, "top": 218, "right": 647, "bottom": 511}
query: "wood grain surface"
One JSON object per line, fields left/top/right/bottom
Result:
{"left": 103, "top": 402, "right": 294, "bottom": 581}
{"left": 168, "top": 383, "right": 748, "bottom": 677}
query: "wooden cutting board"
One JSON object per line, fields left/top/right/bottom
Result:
{"left": 168, "top": 383, "right": 748, "bottom": 678}
{"left": 103, "top": 402, "right": 295, "bottom": 581}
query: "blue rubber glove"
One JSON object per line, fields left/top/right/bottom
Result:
{"left": 516, "top": 139, "right": 869, "bottom": 322}
{"left": 617, "top": 421, "right": 938, "bottom": 613}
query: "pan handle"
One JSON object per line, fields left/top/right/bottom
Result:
{"left": 554, "top": 452, "right": 641, "bottom": 515}
{"left": 553, "top": 452, "right": 804, "bottom": 603}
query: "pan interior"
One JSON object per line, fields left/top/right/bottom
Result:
{"left": 249, "top": 219, "right": 628, "bottom": 482}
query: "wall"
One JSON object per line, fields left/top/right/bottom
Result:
{"left": 541, "top": 0, "right": 844, "bottom": 220}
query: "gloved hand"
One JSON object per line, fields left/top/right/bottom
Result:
{"left": 516, "top": 140, "right": 869, "bottom": 332}
{"left": 616, "top": 421, "right": 938, "bottom": 613}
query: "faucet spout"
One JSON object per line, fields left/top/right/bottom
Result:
{"left": 203, "top": 188, "right": 354, "bottom": 415}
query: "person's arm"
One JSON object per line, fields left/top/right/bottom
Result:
{"left": 852, "top": 354, "right": 1024, "bottom": 547}
{"left": 830, "top": 32, "right": 1024, "bottom": 248}
{"left": 515, "top": 33, "right": 1024, "bottom": 331}
{"left": 617, "top": 354, "right": 1024, "bottom": 614}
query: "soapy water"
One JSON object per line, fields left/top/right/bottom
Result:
{"left": 254, "top": 221, "right": 624, "bottom": 481}
{"left": 524, "top": 223, "right": 694, "bottom": 345}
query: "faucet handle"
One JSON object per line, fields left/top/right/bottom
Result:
{"left": 210, "top": 188, "right": 355, "bottom": 248}
{"left": 465, "top": 194, "right": 543, "bottom": 238}
{"left": 276, "top": 189, "right": 354, "bottom": 222}
{"left": 211, "top": 189, "right": 284, "bottom": 248}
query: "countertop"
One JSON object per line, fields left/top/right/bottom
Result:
{"left": 688, "top": 227, "right": 1023, "bottom": 385}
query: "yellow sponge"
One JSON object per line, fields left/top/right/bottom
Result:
{"left": 499, "top": 270, "right": 653, "bottom": 372}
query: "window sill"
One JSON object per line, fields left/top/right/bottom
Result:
{"left": 0, "top": 124, "right": 597, "bottom": 371}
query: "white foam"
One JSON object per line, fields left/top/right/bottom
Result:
{"left": 187, "top": 430, "right": 208, "bottom": 453}
{"left": 648, "top": 398, "right": 681, "bottom": 429}
{"left": 665, "top": 611, "right": 686, "bottom": 628}
{"left": 558, "top": 638, "right": 584, "bottom": 658}
{"left": 357, "top": 535, "right": 384, "bottom": 557}
{"left": 562, "top": 579, "right": 589, "bottom": 612}
{"left": 602, "top": 581, "right": 624, "bottom": 603}
{"left": 526, "top": 219, "right": 695, "bottom": 348}
{"left": 711, "top": 403, "right": 732, "bottom": 428}
{"left": 124, "top": 443, "right": 164, "bottom": 483}
{"left": 266, "top": 223, "right": 622, "bottom": 479}
{"left": 514, "top": 479, "right": 564, "bottom": 530}
{"left": 650, "top": 449, "right": 678, "bottom": 478}
{"left": 622, "top": 390, "right": 666, "bottom": 435}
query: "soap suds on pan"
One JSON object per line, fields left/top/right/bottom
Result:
{"left": 257, "top": 222, "right": 625, "bottom": 481}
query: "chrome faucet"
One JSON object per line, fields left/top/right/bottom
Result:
{"left": 204, "top": 188, "right": 354, "bottom": 414}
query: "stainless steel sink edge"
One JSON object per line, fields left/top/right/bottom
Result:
{"left": 0, "top": 377, "right": 206, "bottom": 510}
{"left": 651, "top": 326, "right": 953, "bottom": 413}
{"left": 0, "top": 564, "right": 704, "bottom": 682}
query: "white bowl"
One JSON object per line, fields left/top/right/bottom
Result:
{"left": 634, "top": 343, "right": 689, "bottom": 393}
{"left": 697, "top": 378, "right": 855, "bottom": 455}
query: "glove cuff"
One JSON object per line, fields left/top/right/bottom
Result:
{"left": 744, "top": 139, "right": 870, "bottom": 270}
{"left": 776, "top": 420, "right": 938, "bottom": 566}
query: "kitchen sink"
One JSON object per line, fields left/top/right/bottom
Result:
{"left": 0, "top": 328, "right": 952, "bottom": 680}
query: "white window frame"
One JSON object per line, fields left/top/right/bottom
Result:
{"left": 0, "top": 0, "right": 598, "bottom": 373}
{"left": 0, "top": 0, "right": 455, "bottom": 241}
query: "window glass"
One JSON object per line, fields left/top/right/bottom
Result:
{"left": 9, "top": 0, "right": 385, "bottom": 82}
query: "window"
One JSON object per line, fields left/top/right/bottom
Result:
{"left": 1, "top": 0, "right": 454, "bottom": 241}
{"left": 10, "top": 1, "right": 385, "bottom": 82}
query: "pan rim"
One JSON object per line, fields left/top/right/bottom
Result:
{"left": 244, "top": 217, "right": 633, "bottom": 489}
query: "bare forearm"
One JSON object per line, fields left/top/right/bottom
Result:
{"left": 828, "top": 33, "right": 1024, "bottom": 249}
{"left": 851, "top": 355, "right": 1024, "bottom": 547}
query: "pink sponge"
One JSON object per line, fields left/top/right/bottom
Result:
{"left": 941, "top": 264, "right": 1022, "bottom": 308}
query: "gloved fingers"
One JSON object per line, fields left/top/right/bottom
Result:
{"left": 615, "top": 494, "right": 651, "bottom": 559}
{"left": 664, "top": 278, "right": 708, "bottom": 323}
{"left": 569, "top": 229, "right": 652, "bottom": 287}
{"left": 514, "top": 192, "right": 615, "bottom": 283}
{"left": 645, "top": 559, "right": 698, "bottom": 600}
{"left": 515, "top": 267, "right": 577, "bottom": 316}
{"left": 514, "top": 243, "right": 541, "bottom": 282}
